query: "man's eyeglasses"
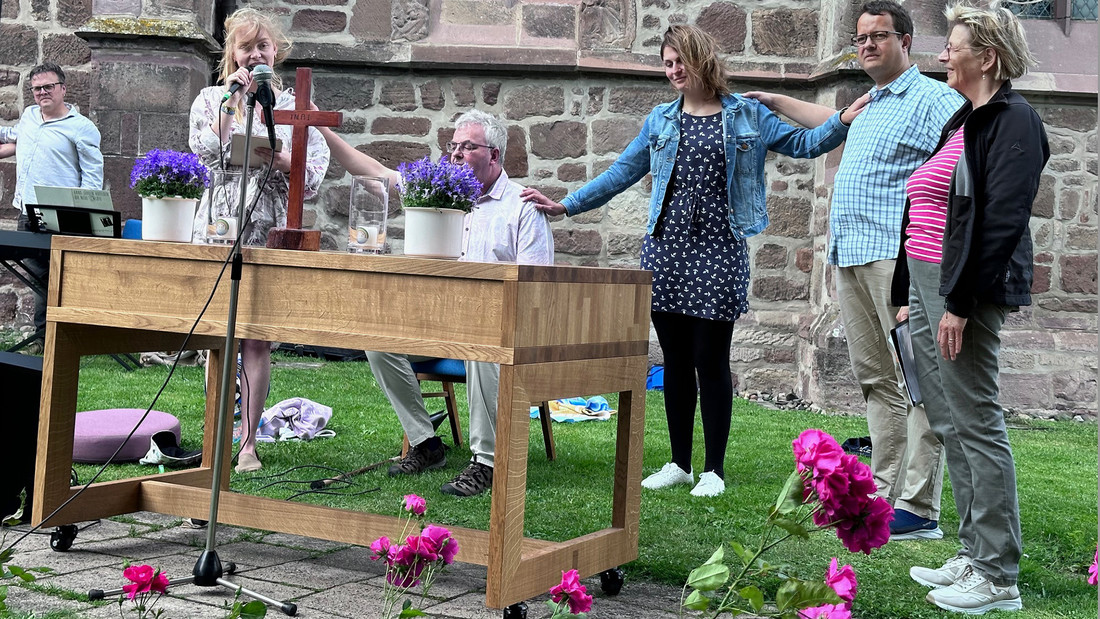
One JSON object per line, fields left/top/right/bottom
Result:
{"left": 31, "top": 82, "right": 62, "bottom": 94}
{"left": 851, "top": 31, "right": 902, "bottom": 47}
{"left": 446, "top": 140, "right": 494, "bottom": 152}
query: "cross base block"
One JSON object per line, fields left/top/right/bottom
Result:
{"left": 266, "top": 228, "right": 321, "bottom": 251}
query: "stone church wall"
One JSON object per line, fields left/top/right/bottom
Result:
{"left": 0, "top": 0, "right": 1095, "bottom": 417}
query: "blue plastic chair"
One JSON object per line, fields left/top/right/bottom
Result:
{"left": 409, "top": 358, "right": 556, "bottom": 460}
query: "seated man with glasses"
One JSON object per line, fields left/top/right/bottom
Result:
{"left": 0, "top": 62, "right": 103, "bottom": 348}
{"left": 745, "top": 0, "right": 963, "bottom": 543}
{"left": 315, "top": 108, "right": 554, "bottom": 497}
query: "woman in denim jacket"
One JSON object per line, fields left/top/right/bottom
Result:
{"left": 522, "top": 25, "right": 863, "bottom": 497}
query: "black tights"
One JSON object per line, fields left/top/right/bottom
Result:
{"left": 651, "top": 311, "right": 735, "bottom": 479}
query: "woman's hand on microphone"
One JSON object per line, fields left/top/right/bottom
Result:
{"left": 519, "top": 187, "right": 567, "bottom": 216}
{"left": 225, "top": 66, "right": 254, "bottom": 106}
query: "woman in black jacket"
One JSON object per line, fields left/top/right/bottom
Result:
{"left": 890, "top": 2, "right": 1048, "bottom": 615}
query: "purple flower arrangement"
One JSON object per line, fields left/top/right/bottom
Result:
{"left": 396, "top": 156, "right": 482, "bottom": 213}
{"left": 130, "top": 149, "right": 210, "bottom": 200}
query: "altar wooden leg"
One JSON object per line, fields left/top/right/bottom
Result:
{"left": 612, "top": 387, "right": 645, "bottom": 540}
{"left": 32, "top": 322, "right": 81, "bottom": 525}
{"left": 485, "top": 364, "right": 531, "bottom": 608}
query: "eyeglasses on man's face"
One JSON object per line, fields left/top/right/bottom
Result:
{"left": 31, "top": 82, "right": 62, "bottom": 95}
{"left": 446, "top": 140, "right": 493, "bottom": 152}
{"left": 851, "top": 30, "right": 902, "bottom": 47}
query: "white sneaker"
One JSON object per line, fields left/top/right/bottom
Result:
{"left": 926, "top": 566, "right": 1022, "bottom": 614}
{"left": 690, "top": 471, "right": 725, "bottom": 497}
{"left": 911, "top": 554, "right": 973, "bottom": 588}
{"left": 641, "top": 462, "right": 693, "bottom": 489}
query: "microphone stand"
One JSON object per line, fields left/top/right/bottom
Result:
{"left": 191, "top": 91, "right": 296, "bottom": 615}
{"left": 88, "top": 92, "right": 296, "bottom": 615}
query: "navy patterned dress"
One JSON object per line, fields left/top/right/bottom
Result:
{"left": 641, "top": 111, "right": 750, "bottom": 322}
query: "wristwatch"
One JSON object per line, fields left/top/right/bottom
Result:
{"left": 221, "top": 105, "right": 236, "bottom": 115}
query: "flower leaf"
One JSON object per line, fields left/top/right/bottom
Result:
{"left": 238, "top": 600, "right": 268, "bottom": 618}
{"left": 774, "top": 469, "right": 805, "bottom": 515}
{"left": 686, "top": 563, "right": 730, "bottom": 592}
{"left": 775, "top": 578, "right": 843, "bottom": 611}
{"left": 398, "top": 609, "right": 427, "bottom": 617}
{"left": 738, "top": 585, "right": 765, "bottom": 612}
{"left": 7, "top": 566, "right": 35, "bottom": 583}
{"left": 703, "top": 544, "right": 725, "bottom": 566}
{"left": 683, "top": 589, "right": 711, "bottom": 611}
{"left": 773, "top": 517, "right": 810, "bottom": 540}
{"left": 728, "top": 540, "right": 755, "bottom": 567}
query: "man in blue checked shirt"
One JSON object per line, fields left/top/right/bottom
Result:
{"left": 747, "top": 0, "right": 963, "bottom": 543}
{"left": 1, "top": 62, "right": 103, "bottom": 343}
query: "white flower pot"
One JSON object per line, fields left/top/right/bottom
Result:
{"left": 402, "top": 207, "right": 466, "bottom": 259}
{"left": 142, "top": 196, "right": 199, "bottom": 243}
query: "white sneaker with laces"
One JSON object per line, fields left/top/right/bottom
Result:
{"left": 690, "top": 471, "right": 725, "bottom": 497}
{"left": 911, "top": 554, "right": 973, "bottom": 588}
{"left": 926, "top": 566, "right": 1022, "bottom": 614}
{"left": 641, "top": 462, "right": 693, "bottom": 489}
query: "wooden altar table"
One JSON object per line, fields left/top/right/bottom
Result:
{"left": 32, "top": 236, "right": 651, "bottom": 609}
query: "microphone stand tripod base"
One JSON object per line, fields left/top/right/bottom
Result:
{"left": 266, "top": 228, "right": 320, "bottom": 251}
{"left": 193, "top": 550, "right": 298, "bottom": 616}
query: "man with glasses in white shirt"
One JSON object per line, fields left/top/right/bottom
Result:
{"left": 0, "top": 62, "right": 103, "bottom": 346}
{"left": 747, "top": 1, "right": 963, "bottom": 541}
{"left": 316, "top": 108, "right": 554, "bottom": 497}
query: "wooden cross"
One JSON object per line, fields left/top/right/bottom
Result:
{"left": 266, "top": 67, "right": 342, "bottom": 251}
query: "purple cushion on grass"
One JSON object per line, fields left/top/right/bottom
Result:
{"left": 72, "top": 409, "right": 181, "bottom": 464}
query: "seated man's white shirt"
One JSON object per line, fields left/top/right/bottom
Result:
{"left": 459, "top": 170, "right": 554, "bottom": 266}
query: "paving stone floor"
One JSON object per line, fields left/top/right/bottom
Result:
{"left": 1, "top": 512, "right": 690, "bottom": 618}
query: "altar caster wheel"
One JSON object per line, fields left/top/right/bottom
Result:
{"left": 600, "top": 566, "right": 625, "bottom": 596}
{"left": 50, "top": 524, "right": 79, "bottom": 552}
{"left": 503, "top": 601, "right": 528, "bottom": 619}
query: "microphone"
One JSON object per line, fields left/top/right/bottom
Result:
{"left": 251, "top": 65, "right": 278, "bottom": 152}
{"left": 221, "top": 65, "right": 255, "bottom": 102}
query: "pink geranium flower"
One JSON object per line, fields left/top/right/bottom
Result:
{"left": 799, "top": 603, "right": 852, "bottom": 619}
{"left": 406, "top": 534, "right": 440, "bottom": 562}
{"left": 403, "top": 494, "right": 427, "bottom": 516}
{"left": 369, "top": 536, "right": 391, "bottom": 560}
{"left": 385, "top": 562, "right": 425, "bottom": 588}
{"left": 422, "top": 524, "right": 459, "bottom": 565}
{"left": 549, "top": 569, "right": 593, "bottom": 614}
{"left": 824, "top": 558, "right": 857, "bottom": 606}
{"left": 833, "top": 496, "right": 894, "bottom": 555}
{"left": 1088, "top": 547, "right": 1098, "bottom": 586}
{"left": 121, "top": 564, "right": 169, "bottom": 600}
{"left": 793, "top": 429, "right": 844, "bottom": 478}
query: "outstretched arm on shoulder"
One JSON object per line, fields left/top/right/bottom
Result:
{"left": 316, "top": 124, "right": 400, "bottom": 187}
{"left": 745, "top": 91, "right": 850, "bottom": 128}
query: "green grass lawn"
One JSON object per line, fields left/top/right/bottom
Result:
{"left": 48, "top": 355, "right": 1100, "bottom": 617}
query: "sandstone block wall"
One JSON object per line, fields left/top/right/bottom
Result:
{"left": 0, "top": 0, "right": 1095, "bottom": 418}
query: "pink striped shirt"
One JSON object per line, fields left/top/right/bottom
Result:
{"left": 904, "top": 127, "right": 965, "bottom": 263}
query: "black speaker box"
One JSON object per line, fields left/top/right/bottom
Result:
{"left": 0, "top": 351, "right": 42, "bottom": 522}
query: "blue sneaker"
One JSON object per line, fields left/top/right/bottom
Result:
{"left": 890, "top": 508, "right": 944, "bottom": 540}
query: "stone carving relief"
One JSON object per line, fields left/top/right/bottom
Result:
{"left": 580, "top": 0, "right": 635, "bottom": 50}
{"left": 392, "top": 0, "right": 430, "bottom": 42}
